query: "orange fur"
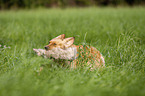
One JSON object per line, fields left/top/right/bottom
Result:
{"left": 45, "top": 34, "right": 105, "bottom": 69}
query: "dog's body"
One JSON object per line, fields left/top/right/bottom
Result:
{"left": 34, "top": 34, "right": 105, "bottom": 69}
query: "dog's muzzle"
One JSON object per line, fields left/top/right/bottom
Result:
{"left": 44, "top": 46, "right": 49, "bottom": 50}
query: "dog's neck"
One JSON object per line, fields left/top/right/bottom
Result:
{"left": 45, "top": 47, "right": 77, "bottom": 60}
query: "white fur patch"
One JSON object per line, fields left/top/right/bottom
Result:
{"left": 33, "top": 47, "right": 77, "bottom": 60}
{"left": 33, "top": 49, "right": 46, "bottom": 56}
{"left": 45, "top": 47, "right": 77, "bottom": 60}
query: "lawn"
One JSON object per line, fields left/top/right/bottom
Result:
{"left": 0, "top": 7, "right": 145, "bottom": 96}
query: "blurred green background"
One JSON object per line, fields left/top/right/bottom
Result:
{"left": 0, "top": 0, "right": 145, "bottom": 96}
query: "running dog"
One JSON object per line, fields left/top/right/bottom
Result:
{"left": 34, "top": 34, "right": 105, "bottom": 69}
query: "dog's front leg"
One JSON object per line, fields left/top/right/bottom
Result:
{"left": 70, "top": 59, "right": 77, "bottom": 69}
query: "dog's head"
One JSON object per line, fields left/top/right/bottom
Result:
{"left": 45, "top": 34, "right": 75, "bottom": 50}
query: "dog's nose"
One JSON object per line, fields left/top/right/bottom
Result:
{"left": 44, "top": 46, "right": 48, "bottom": 50}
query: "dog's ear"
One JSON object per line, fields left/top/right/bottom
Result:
{"left": 64, "top": 37, "right": 75, "bottom": 48}
{"left": 51, "top": 34, "right": 65, "bottom": 41}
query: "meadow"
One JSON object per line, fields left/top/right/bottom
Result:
{"left": 0, "top": 7, "right": 145, "bottom": 96}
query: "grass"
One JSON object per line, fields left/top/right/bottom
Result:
{"left": 0, "top": 7, "right": 145, "bottom": 96}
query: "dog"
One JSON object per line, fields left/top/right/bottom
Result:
{"left": 34, "top": 34, "right": 105, "bottom": 69}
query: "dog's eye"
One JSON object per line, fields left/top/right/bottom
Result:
{"left": 54, "top": 43, "right": 57, "bottom": 45}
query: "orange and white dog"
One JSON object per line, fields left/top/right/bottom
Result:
{"left": 33, "top": 34, "right": 105, "bottom": 69}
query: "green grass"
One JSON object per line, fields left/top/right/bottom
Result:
{"left": 0, "top": 7, "right": 145, "bottom": 96}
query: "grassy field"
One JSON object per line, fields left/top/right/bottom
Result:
{"left": 0, "top": 7, "right": 145, "bottom": 96}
